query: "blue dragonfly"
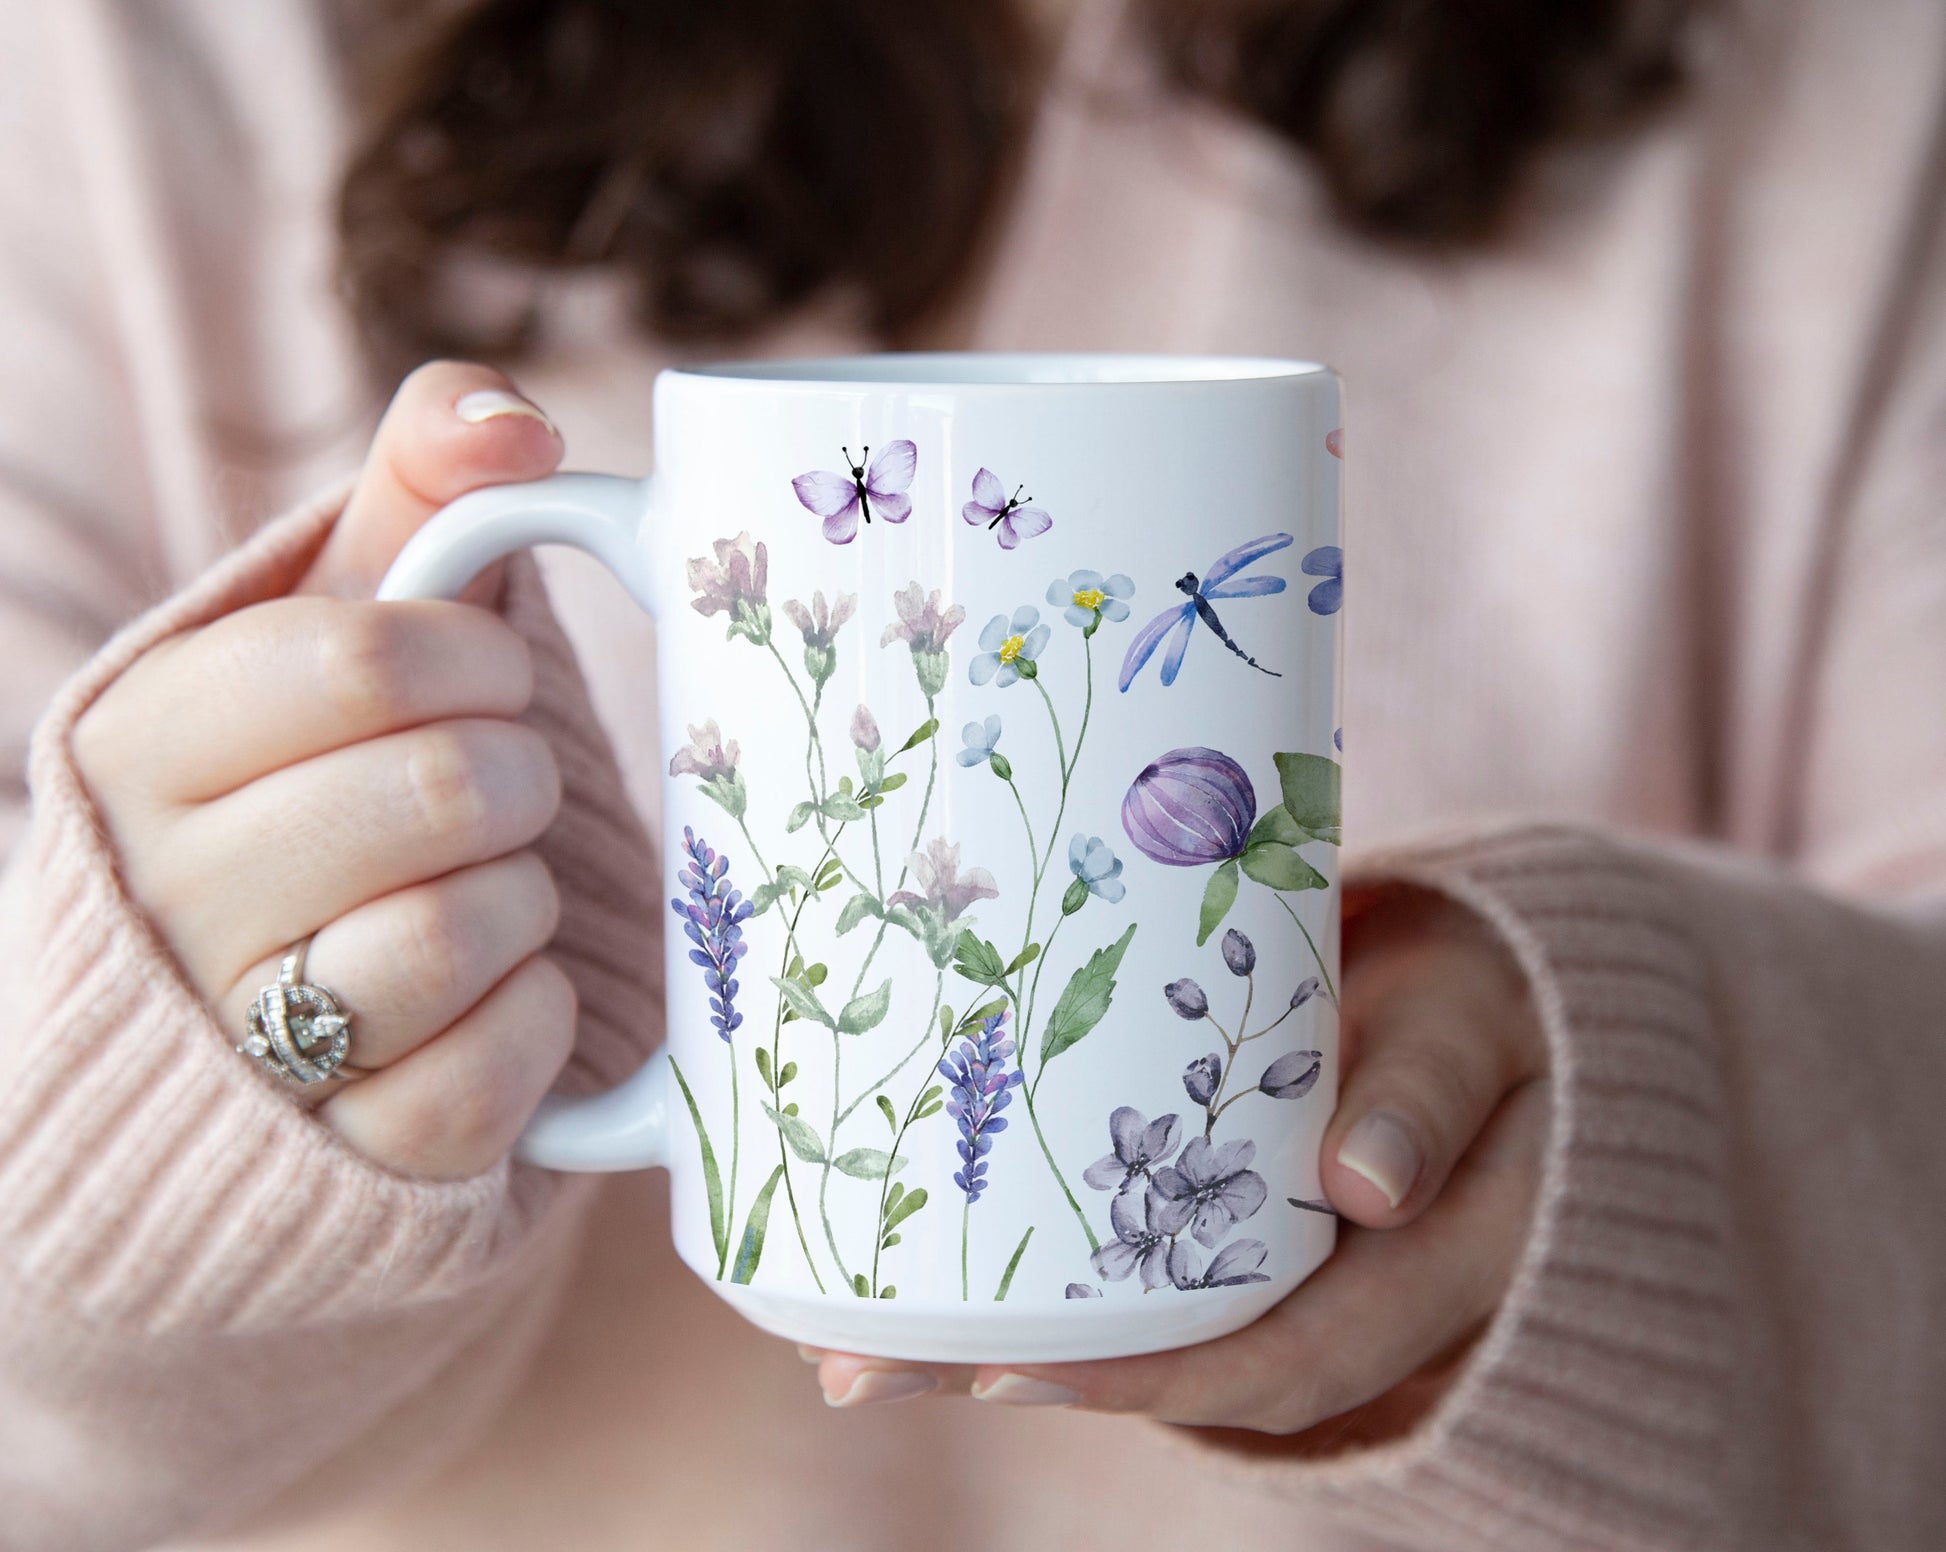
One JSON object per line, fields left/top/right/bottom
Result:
{"left": 1118, "top": 532, "right": 1293, "bottom": 691}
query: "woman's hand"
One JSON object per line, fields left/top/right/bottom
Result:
{"left": 72, "top": 362, "right": 576, "bottom": 1180}
{"left": 810, "top": 888, "right": 1550, "bottom": 1439}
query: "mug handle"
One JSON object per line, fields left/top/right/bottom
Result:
{"left": 378, "top": 472, "right": 674, "bottom": 1173}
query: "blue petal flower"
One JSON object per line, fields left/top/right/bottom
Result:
{"left": 1047, "top": 569, "right": 1135, "bottom": 628}
{"left": 1300, "top": 546, "right": 1343, "bottom": 615}
{"left": 956, "top": 715, "right": 1003, "bottom": 767}
{"left": 1066, "top": 832, "right": 1126, "bottom": 903}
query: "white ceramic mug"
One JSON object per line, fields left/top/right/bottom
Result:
{"left": 380, "top": 353, "right": 1343, "bottom": 1362}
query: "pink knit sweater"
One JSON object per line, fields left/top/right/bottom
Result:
{"left": 2, "top": 1, "right": 1943, "bottom": 1549}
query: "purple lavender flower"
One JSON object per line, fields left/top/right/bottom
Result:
{"left": 939, "top": 1010, "right": 1023, "bottom": 1203}
{"left": 1259, "top": 1050, "right": 1323, "bottom": 1099}
{"left": 1183, "top": 1053, "right": 1221, "bottom": 1107}
{"left": 1082, "top": 1106, "right": 1181, "bottom": 1195}
{"left": 1152, "top": 1136, "right": 1269, "bottom": 1247}
{"left": 1169, "top": 1238, "right": 1273, "bottom": 1290}
{"left": 1121, "top": 747, "right": 1256, "bottom": 866}
{"left": 669, "top": 827, "right": 751, "bottom": 1041}
{"left": 1092, "top": 1187, "right": 1198, "bottom": 1290}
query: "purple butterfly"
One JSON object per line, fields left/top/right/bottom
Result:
{"left": 1118, "top": 533, "right": 1292, "bottom": 691}
{"left": 962, "top": 467, "right": 1051, "bottom": 549}
{"left": 792, "top": 442, "right": 917, "bottom": 545}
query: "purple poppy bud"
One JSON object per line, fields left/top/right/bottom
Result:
{"left": 1183, "top": 1053, "right": 1221, "bottom": 1106}
{"left": 1164, "top": 977, "right": 1209, "bottom": 1020}
{"left": 1222, "top": 928, "right": 1256, "bottom": 977}
{"left": 1064, "top": 1282, "right": 1102, "bottom": 1299}
{"left": 1259, "top": 1050, "right": 1323, "bottom": 1099}
{"left": 1289, "top": 976, "right": 1321, "bottom": 1010}
{"left": 1120, "top": 747, "right": 1256, "bottom": 866}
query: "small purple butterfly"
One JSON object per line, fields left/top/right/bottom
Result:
{"left": 792, "top": 442, "right": 917, "bottom": 545}
{"left": 962, "top": 467, "right": 1051, "bottom": 550}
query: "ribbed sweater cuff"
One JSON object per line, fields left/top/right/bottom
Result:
{"left": 1179, "top": 823, "right": 1734, "bottom": 1552}
{"left": 0, "top": 488, "right": 618, "bottom": 1333}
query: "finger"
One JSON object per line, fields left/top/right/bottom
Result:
{"left": 149, "top": 719, "right": 561, "bottom": 997}
{"left": 957, "top": 1080, "right": 1548, "bottom": 1433}
{"left": 1322, "top": 935, "right": 1546, "bottom": 1229}
{"left": 302, "top": 361, "right": 562, "bottom": 600}
{"left": 215, "top": 850, "right": 561, "bottom": 1077}
{"left": 319, "top": 953, "right": 578, "bottom": 1179}
{"left": 77, "top": 598, "right": 534, "bottom": 805}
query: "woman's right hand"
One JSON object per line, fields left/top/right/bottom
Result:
{"left": 72, "top": 362, "right": 579, "bottom": 1179}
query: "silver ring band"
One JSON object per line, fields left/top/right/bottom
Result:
{"left": 238, "top": 936, "right": 355, "bottom": 1084}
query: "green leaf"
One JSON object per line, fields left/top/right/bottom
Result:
{"left": 879, "top": 771, "right": 908, "bottom": 792}
{"left": 1039, "top": 923, "right": 1138, "bottom": 1066}
{"left": 668, "top": 1057, "right": 726, "bottom": 1274}
{"left": 898, "top": 717, "right": 940, "bottom": 753}
{"left": 993, "top": 1226, "right": 1034, "bottom": 1301}
{"left": 754, "top": 1047, "right": 774, "bottom": 1090}
{"left": 1061, "top": 877, "right": 1089, "bottom": 916}
{"left": 835, "top": 893, "right": 881, "bottom": 936}
{"left": 821, "top": 793, "right": 868, "bottom": 822}
{"left": 762, "top": 1102, "right": 826, "bottom": 1163}
{"left": 952, "top": 932, "right": 1009, "bottom": 987}
{"left": 915, "top": 1100, "right": 943, "bottom": 1121}
{"left": 879, "top": 1286, "right": 896, "bottom": 1299}
{"left": 786, "top": 801, "right": 816, "bottom": 833}
{"left": 1273, "top": 751, "right": 1342, "bottom": 845}
{"left": 838, "top": 978, "right": 893, "bottom": 1035}
{"left": 880, "top": 1233, "right": 901, "bottom": 1249}
{"left": 1246, "top": 804, "right": 1304, "bottom": 849}
{"left": 876, "top": 1094, "right": 898, "bottom": 1131}
{"left": 852, "top": 1273, "right": 870, "bottom": 1298}
{"left": 1198, "top": 858, "right": 1240, "bottom": 946}
{"left": 832, "top": 1147, "right": 906, "bottom": 1180}
{"left": 728, "top": 1165, "right": 785, "bottom": 1285}
{"left": 770, "top": 975, "right": 835, "bottom": 1028}
{"left": 883, "top": 1181, "right": 904, "bottom": 1216}
{"left": 938, "top": 1004, "right": 956, "bottom": 1041}
{"left": 957, "top": 998, "right": 1009, "bottom": 1033}
{"left": 883, "top": 1185, "right": 929, "bottom": 1233}
{"left": 779, "top": 1061, "right": 797, "bottom": 1086}
{"left": 1005, "top": 941, "right": 1041, "bottom": 975}
{"left": 1239, "top": 842, "right": 1329, "bottom": 893}
{"left": 815, "top": 858, "right": 844, "bottom": 892}
{"left": 805, "top": 962, "right": 828, "bottom": 987}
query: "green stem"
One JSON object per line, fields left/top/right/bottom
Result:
{"left": 837, "top": 973, "right": 942, "bottom": 1130}
{"left": 961, "top": 1199, "right": 971, "bottom": 1301}
{"left": 735, "top": 817, "right": 774, "bottom": 884}
{"left": 1004, "top": 775, "right": 1037, "bottom": 872}
{"left": 871, "top": 1008, "right": 950, "bottom": 1297}
{"left": 768, "top": 888, "right": 826, "bottom": 1293}
{"left": 1278, "top": 894, "right": 1340, "bottom": 1005}
{"left": 1022, "top": 1080, "right": 1098, "bottom": 1252}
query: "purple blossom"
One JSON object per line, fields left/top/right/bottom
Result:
{"left": 781, "top": 589, "right": 857, "bottom": 649}
{"left": 850, "top": 704, "right": 881, "bottom": 751}
{"left": 887, "top": 838, "right": 999, "bottom": 923}
{"left": 1170, "top": 1238, "right": 1273, "bottom": 1290}
{"left": 1289, "top": 977, "right": 1321, "bottom": 1010}
{"left": 1259, "top": 1050, "right": 1323, "bottom": 1099}
{"left": 1222, "top": 928, "right": 1256, "bottom": 976}
{"left": 881, "top": 582, "right": 966, "bottom": 697}
{"left": 1121, "top": 748, "right": 1257, "bottom": 866}
{"left": 686, "top": 533, "right": 771, "bottom": 644}
{"left": 1082, "top": 1106, "right": 1181, "bottom": 1195}
{"left": 669, "top": 827, "right": 751, "bottom": 1041}
{"left": 1301, "top": 546, "right": 1343, "bottom": 615}
{"left": 1065, "top": 1282, "right": 1102, "bottom": 1299}
{"left": 1092, "top": 1187, "right": 1198, "bottom": 1290}
{"left": 668, "top": 719, "right": 739, "bottom": 782}
{"left": 1183, "top": 1053, "right": 1221, "bottom": 1107}
{"left": 1164, "top": 978, "right": 1209, "bottom": 1020}
{"left": 939, "top": 1010, "right": 1023, "bottom": 1203}
{"left": 1152, "top": 1136, "right": 1268, "bottom": 1247}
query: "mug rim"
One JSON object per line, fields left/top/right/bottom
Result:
{"left": 668, "top": 351, "right": 1333, "bottom": 389}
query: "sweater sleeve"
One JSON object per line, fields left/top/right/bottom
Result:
{"left": 0, "top": 490, "right": 665, "bottom": 1551}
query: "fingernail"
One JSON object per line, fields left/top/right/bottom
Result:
{"left": 1337, "top": 1110, "right": 1422, "bottom": 1208}
{"left": 796, "top": 1344, "right": 823, "bottom": 1365}
{"left": 970, "top": 1374, "right": 1079, "bottom": 1407}
{"left": 454, "top": 388, "right": 558, "bottom": 437}
{"left": 824, "top": 1370, "right": 938, "bottom": 1408}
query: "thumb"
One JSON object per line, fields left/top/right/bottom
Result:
{"left": 301, "top": 360, "right": 563, "bottom": 599}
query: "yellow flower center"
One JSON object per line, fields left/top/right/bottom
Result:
{"left": 997, "top": 634, "right": 1026, "bottom": 665}
{"left": 1072, "top": 588, "right": 1105, "bottom": 611}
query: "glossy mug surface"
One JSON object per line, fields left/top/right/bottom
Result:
{"left": 380, "top": 353, "right": 1343, "bottom": 1362}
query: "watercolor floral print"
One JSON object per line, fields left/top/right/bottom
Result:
{"left": 662, "top": 441, "right": 1338, "bottom": 1304}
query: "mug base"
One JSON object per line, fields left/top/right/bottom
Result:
{"left": 709, "top": 1251, "right": 1325, "bottom": 1364}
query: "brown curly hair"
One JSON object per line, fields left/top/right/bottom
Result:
{"left": 333, "top": 0, "right": 1702, "bottom": 369}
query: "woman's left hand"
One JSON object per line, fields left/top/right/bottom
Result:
{"left": 808, "top": 888, "right": 1551, "bottom": 1440}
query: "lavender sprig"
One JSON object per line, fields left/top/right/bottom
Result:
{"left": 940, "top": 1010, "right": 1023, "bottom": 1203}
{"left": 671, "top": 827, "right": 750, "bottom": 1041}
